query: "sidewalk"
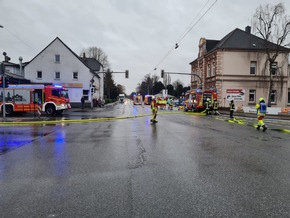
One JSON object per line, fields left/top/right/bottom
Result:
{"left": 0, "top": 103, "right": 118, "bottom": 122}
{"left": 69, "top": 102, "right": 117, "bottom": 113}
{"left": 218, "top": 108, "right": 290, "bottom": 120}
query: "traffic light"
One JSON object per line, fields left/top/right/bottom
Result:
{"left": 125, "top": 70, "right": 129, "bottom": 78}
{"left": 0, "top": 76, "right": 9, "bottom": 88}
{"left": 3, "top": 52, "right": 10, "bottom": 62}
{"left": 90, "top": 86, "right": 95, "bottom": 94}
{"left": 161, "top": 69, "right": 164, "bottom": 78}
{"left": 4, "top": 56, "right": 10, "bottom": 62}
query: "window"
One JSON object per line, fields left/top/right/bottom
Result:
{"left": 55, "top": 54, "right": 60, "bottom": 63}
{"left": 52, "top": 89, "right": 60, "bottom": 97}
{"left": 207, "top": 63, "right": 211, "bottom": 77}
{"left": 73, "top": 72, "right": 78, "bottom": 80}
{"left": 271, "top": 90, "right": 277, "bottom": 103}
{"left": 83, "top": 90, "right": 89, "bottom": 101}
{"left": 37, "top": 71, "right": 42, "bottom": 79}
{"left": 55, "top": 72, "right": 60, "bottom": 80}
{"left": 212, "top": 62, "right": 216, "bottom": 76}
{"left": 271, "top": 62, "right": 277, "bottom": 75}
{"left": 250, "top": 61, "right": 257, "bottom": 75}
{"left": 249, "top": 89, "right": 256, "bottom": 102}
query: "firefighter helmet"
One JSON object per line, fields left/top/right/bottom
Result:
{"left": 207, "top": 98, "right": 210, "bottom": 101}
{"left": 259, "top": 97, "right": 264, "bottom": 102}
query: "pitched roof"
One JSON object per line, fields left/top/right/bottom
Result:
{"left": 205, "top": 40, "right": 220, "bottom": 52}
{"left": 80, "top": 57, "right": 102, "bottom": 71}
{"left": 27, "top": 37, "right": 103, "bottom": 76}
{"left": 209, "top": 28, "right": 290, "bottom": 52}
{"left": 190, "top": 28, "right": 290, "bottom": 65}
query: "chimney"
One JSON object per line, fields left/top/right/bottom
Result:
{"left": 83, "top": 52, "right": 86, "bottom": 58}
{"left": 245, "top": 26, "right": 251, "bottom": 34}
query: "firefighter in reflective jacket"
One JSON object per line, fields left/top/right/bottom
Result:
{"left": 205, "top": 98, "right": 211, "bottom": 115}
{"left": 213, "top": 98, "right": 219, "bottom": 115}
{"left": 229, "top": 99, "right": 235, "bottom": 119}
{"left": 256, "top": 97, "right": 267, "bottom": 131}
{"left": 151, "top": 96, "right": 158, "bottom": 123}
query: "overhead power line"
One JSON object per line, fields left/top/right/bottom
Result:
{"left": 3, "top": 26, "right": 38, "bottom": 54}
{"left": 177, "top": 0, "right": 211, "bottom": 43}
{"left": 151, "top": 0, "right": 218, "bottom": 73}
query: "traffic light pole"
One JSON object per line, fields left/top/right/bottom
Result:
{"left": 90, "top": 72, "right": 99, "bottom": 109}
{"left": 89, "top": 70, "right": 129, "bottom": 109}
{"left": 161, "top": 70, "right": 203, "bottom": 90}
{"left": 1, "top": 62, "right": 6, "bottom": 121}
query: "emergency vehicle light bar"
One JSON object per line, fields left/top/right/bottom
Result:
{"left": 53, "top": 84, "right": 63, "bottom": 88}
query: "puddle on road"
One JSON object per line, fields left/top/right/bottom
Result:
{"left": 0, "top": 125, "right": 61, "bottom": 155}
{"left": 0, "top": 139, "right": 33, "bottom": 155}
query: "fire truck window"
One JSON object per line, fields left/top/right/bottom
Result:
{"left": 33, "top": 89, "right": 43, "bottom": 103}
{"left": 61, "top": 90, "right": 69, "bottom": 98}
{"left": 52, "top": 89, "right": 61, "bottom": 97}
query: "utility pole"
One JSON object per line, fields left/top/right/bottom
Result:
{"left": 1, "top": 61, "right": 6, "bottom": 121}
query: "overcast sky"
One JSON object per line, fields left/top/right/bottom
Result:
{"left": 1, "top": 0, "right": 289, "bottom": 94}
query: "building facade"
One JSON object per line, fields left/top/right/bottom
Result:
{"left": 24, "top": 37, "right": 104, "bottom": 104}
{"left": 190, "top": 27, "right": 290, "bottom": 112}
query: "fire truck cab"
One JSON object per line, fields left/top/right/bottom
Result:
{"left": 144, "top": 95, "right": 153, "bottom": 105}
{"left": 133, "top": 94, "right": 143, "bottom": 105}
{"left": 0, "top": 84, "right": 70, "bottom": 116}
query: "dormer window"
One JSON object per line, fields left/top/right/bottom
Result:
{"left": 55, "top": 54, "right": 60, "bottom": 63}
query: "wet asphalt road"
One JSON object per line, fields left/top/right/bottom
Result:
{"left": 1, "top": 101, "right": 290, "bottom": 217}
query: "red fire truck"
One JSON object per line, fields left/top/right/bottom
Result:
{"left": 184, "top": 89, "right": 217, "bottom": 112}
{"left": 133, "top": 94, "right": 143, "bottom": 105}
{"left": 0, "top": 84, "right": 70, "bottom": 116}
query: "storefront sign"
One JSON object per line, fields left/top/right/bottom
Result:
{"left": 226, "top": 89, "right": 245, "bottom": 101}
{"left": 61, "top": 83, "right": 83, "bottom": 88}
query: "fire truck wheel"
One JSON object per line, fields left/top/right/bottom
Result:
{"left": 45, "top": 105, "right": 56, "bottom": 115}
{"left": 4, "top": 105, "right": 13, "bottom": 115}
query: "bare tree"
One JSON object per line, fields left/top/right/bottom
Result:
{"left": 172, "top": 80, "right": 184, "bottom": 90}
{"left": 253, "top": 3, "right": 290, "bottom": 107}
{"left": 81, "top": 47, "right": 111, "bottom": 70}
{"left": 116, "top": 84, "right": 126, "bottom": 94}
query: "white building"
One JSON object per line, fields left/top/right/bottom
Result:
{"left": 24, "top": 37, "right": 104, "bottom": 104}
